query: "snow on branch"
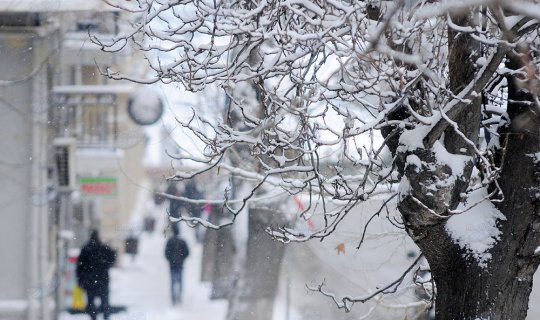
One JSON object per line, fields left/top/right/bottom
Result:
{"left": 102, "top": 0, "right": 540, "bottom": 306}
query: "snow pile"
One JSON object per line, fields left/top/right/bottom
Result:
{"left": 432, "top": 141, "right": 469, "bottom": 177}
{"left": 398, "top": 176, "right": 412, "bottom": 200}
{"left": 445, "top": 188, "right": 506, "bottom": 268}
{"left": 397, "top": 126, "right": 432, "bottom": 152}
{"left": 527, "top": 152, "right": 540, "bottom": 163}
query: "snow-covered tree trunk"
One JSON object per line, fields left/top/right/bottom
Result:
{"left": 394, "top": 10, "right": 540, "bottom": 320}
{"left": 422, "top": 86, "right": 540, "bottom": 319}
{"left": 226, "top": 207, "right": 290, "bottom": 320}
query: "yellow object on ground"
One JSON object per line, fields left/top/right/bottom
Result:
{"left": 72, "top": 285, "right": 86, "bottom": 310}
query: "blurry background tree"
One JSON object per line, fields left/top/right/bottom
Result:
{"left": 94, "top": 0, "right": 540, "bottom": 319}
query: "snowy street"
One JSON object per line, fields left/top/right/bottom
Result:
{"left": 57, "top": 196, "right": 428, "bottom": 320}
{"left": 60, "top": 217, "right": 227, "bottom": 320}
{"left": 4, "top": 2, "right": 540, "bottom": 320}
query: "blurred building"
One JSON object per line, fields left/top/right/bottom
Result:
{"left": 0, "top": 1, "right": 155, "bottom": 319}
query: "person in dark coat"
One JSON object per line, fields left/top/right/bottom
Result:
{"left": 76, "top": 230, "right": 116, "bottom": 320}
{"left": 164, "top": 227, "right": 190, "bottom": 305}
{"left": 166, "top": 182, "right": 183, "bottom": 234}
{"left": 182, "top": 180, "right": 203, "bottom": 218}
{"left": 182, "top": 180, "right": 204, "bottom": 241}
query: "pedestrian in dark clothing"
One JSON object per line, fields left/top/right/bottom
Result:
{"left": 76, "top": 230, "right": 116, "bottom": 320}
{"left": 165, "top": 228, "right": 190, "bottom": 305}
{"left": 166, "top": 182, "right": 183, "bottom": 234}
{"left": 182, "top": 180, "right": 204, "bottom": 241}
{"left": 182, "top": 180, "right": 203, "bottom": 218}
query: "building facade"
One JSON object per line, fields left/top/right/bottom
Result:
{"left": 0, "top": 2, "right": 151, "bottom": 319}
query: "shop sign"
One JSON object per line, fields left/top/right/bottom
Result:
{"left": 79, "top": 177, "right": 117, "bottom": 196}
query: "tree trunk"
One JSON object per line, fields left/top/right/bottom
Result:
{"left": 400, "top": 171, "right": 538, "bottom": 320}
{"left": 210, "top": 216, "right": 236, "bottom": 300}
{"left": 427, "top": 105, "right": 540, "bottom": 318}
{"left": 226, "top": 207, "right": 290, "bottom": 320}
{"left": 201, "top": 204, "right": 220, "bottom": 282}
{"left": 396, "top": 12, "right": 540, "bottom": 320}
{"left": 430, "top": 252, "right": 535, "bottom": 319}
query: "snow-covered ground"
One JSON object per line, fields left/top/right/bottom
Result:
{"left": 58, "top": 195, "right": 422, "bottom": 320}
{"left": 59, "top": 217, "right": 228, "bottom": 320}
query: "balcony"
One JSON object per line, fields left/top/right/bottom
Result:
{"left": 51, "top": 84, "right": 134, "bottom": 149}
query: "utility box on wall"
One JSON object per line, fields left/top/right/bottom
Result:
{"left": 54, "top": 137, "right": 76, "bottom": 192}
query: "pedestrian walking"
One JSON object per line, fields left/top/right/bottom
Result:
{"left": 76, "top": 230, "right": 117, "bottom": 320}
{"left": 165, "top": 227, "right": 190, "bottom": 305}
{"left": 182, "top": 180, "right": 204, "bottom": 241}
{"left": 166, "top": 182, "right": 183, "bottom": 234}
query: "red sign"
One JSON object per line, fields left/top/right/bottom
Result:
{"left": 79, "top": 177, "right": 117, "bottom": 196}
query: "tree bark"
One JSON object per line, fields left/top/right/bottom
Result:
{"left": 201, "top": 204, "right": 221, "bottom": 282}
{"left": 226, "top": 207, "right": 290, "bottom": 320}
{"left": 210, "top": 215, "right": 236, "bottom": 300}
{"left": 432, "top": 262, "right": 534, "bottom": 319}
{"left": 426, "top": 59, "right": 540, "bottom": 317}
{"left": 396, "top": 13, "right": 540, "bottom": 320}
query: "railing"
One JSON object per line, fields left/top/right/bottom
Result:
{"left": 51, "top": 87, "right": 119, "bottom": 148}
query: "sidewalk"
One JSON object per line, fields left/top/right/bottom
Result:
{"left": 59, "top": 217, "right": 228, "bottom": 320}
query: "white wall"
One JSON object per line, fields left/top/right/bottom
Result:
{"left": 0, "top": 23, "right": 57, "bottom": 320}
